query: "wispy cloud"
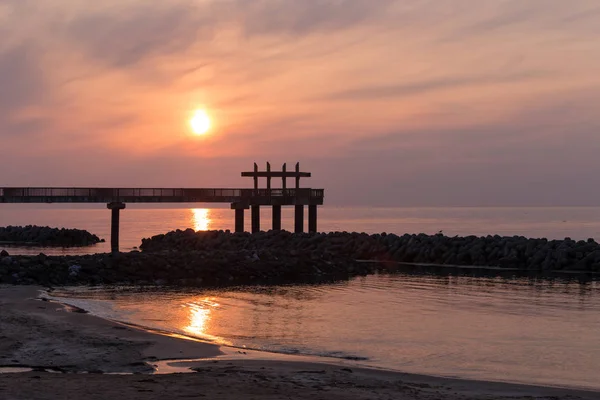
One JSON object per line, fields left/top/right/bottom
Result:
{"left": 65, "top": 3, "right": 214, "bottom": 69}
{"left": 0, "top": 45, "right": 43, "bottom": 113}
{"left": 323, "top": 71, "right": 549, "bottom": 101}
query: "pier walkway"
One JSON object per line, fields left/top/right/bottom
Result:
{"left": 0, "top": 162, "right": 324, "bottom": 252}
{"left": 0, "top": 187, "right": 323, "bottom": 206}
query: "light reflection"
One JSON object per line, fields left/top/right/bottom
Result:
{"left": 183, "top": 297, "right": 230, "bottom": 345}
{"left": 191, "top": 208, "right": 211, "bottom": 231}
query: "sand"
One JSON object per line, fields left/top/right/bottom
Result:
{"left": 1, "top": 285, "right": 599, "bottom": 400}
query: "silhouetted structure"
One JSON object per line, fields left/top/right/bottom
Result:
{"left": 237, "top": 162, "right": 319, "bottom": 234}
{"left": 0, "top": 162, "right": 324, "bottom": 252}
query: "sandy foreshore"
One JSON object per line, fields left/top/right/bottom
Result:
{"left": 1, "top": 285, "right": 599, "bottom": 400}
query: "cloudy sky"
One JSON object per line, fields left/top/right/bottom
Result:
{"left": 1, "top": 0, "right": 599, "bottom": 206}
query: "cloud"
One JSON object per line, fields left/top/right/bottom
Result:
{"left": 323, "top": 71, "right": 548, "bottom": 101}
{"left": 447, "top": 1, "right": 542, "bottom": 38}
{"left": 56, "top": 0, "right": 394, "bottom": 74}
{"left": 0, "top": 45, "right": 43, "bottom": 112}
{"left": 0, "top": 43, "right": 48, "bottom": 137}
{"left": 443, "top": 0, "right": 600, "bottom": 40}
{"left": 64, "top": 3, "right": 214, "bottom": 69}
{"left": 232, "top": 0, "right": 395, "bottom": 37}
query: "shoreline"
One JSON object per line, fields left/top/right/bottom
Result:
{"left": 1, "top": 285, "right": 600, "bottom": 399}
{"left": 41, "top": 287, "right": 600, "bottom": 393}
{"left": 0, "top": 285, "right": 223, "bottom": 373}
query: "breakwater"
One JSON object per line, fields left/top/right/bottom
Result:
{"left": 0, "top": 247, "right": 361, "bottom": 286}
{"left": 0, "top": 226, "right": 103, "bottom": 247}
{"left": 1, "top": 230, "right": 599, "bottom": 286}
{"left": 141, "top": 229, "right": 600, "bottom": 272}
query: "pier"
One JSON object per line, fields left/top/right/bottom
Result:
{"left": 0, "top": 162, "right": 324, "bottom": 252}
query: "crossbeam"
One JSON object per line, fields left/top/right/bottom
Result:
{"left": 240, "top": 172, "right": 311, "bottom": 178}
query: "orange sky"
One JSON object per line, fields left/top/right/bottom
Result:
{"left": 1, "top": 1, "right": 600, "bottom": 205}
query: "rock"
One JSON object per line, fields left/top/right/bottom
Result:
{"left": 0, "top": 226, "right": 103, "bottom": 247}
{"left": 68, "top": 265, "right": 82, "bottom": 277}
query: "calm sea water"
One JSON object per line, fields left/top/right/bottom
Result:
{"left": 51, "top": 275, "right": 600, "bottom": 390}
{"left": 1, "top": 204, "right": 600, "bottom": 255}
{"left": 4, "top": 205, "right": 600, "bottom": 389}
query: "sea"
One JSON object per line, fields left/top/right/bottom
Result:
{"left": 2, "top": 204, "right": 600, "bottom": 390}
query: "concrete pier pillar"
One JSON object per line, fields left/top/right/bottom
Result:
{"left": 272, "top": 205, "right": 282, "bottom": 230}
{"left": 294, "top": 205, "right": 304, "bottom": 233}
{"left": 308, "top": 205, "right": 317, "bottom": 233}
{"left": 235, "top": 208, "right": 244, "bottom": 233}
{"left": 251, "top": 205, "right": 260, "bottom": 233}
{"left": 107, "top": 202, "right": 126, "bottom": 253}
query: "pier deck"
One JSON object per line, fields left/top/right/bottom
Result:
{"left": 0, "top": 188, "right": 324, "bottom": 206}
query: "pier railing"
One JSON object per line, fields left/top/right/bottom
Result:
{"left": 0, "top": 187, "right": 324, "bottom": 205}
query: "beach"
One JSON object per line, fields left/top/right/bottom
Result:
{"left": 1, "top": 285, "right": 598, "bottom": 400}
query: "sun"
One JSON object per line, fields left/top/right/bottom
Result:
{"left": 190, "top": 109, "right": 211, "bottom": 135}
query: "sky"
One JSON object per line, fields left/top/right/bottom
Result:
{"left": 1, "top": 0, "right": 600, "bottom": 206}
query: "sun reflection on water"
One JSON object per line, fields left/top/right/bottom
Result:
{"left": 183, "top": 298, "right": 230, "bottom": 345}
{"left": 191, "top": 208, "right": 211, "bottom": 231}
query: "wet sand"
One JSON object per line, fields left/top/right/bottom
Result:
{"left": 1, "top": 285, "right": 599, "bottom": 400}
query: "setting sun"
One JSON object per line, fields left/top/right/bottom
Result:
{"left": 190, "top": 109, "right": 211, "bottom": 135}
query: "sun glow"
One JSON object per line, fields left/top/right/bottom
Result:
{"left": 190, "top": 109, "right": 211, "bottom": 135}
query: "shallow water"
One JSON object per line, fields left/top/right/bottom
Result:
{"left": 52, "top": 273, "right": 600, "bottom": 390}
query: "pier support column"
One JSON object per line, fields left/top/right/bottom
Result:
{"left": 235, "top": 208, "right": 244, "bottom": 233}
{"left": 107, "top": 202, "right": 126, "bottom": 253}
{"left": 294, "top": 205, "right": 304, "bottom": 233}
{"left": 308, "top": 205, "right": 317, "bottom": 233}
{"left": 251, "top": 205, "right": 260, "bottom": 233}
{"left": 272, "top": 205, "right": 282, "bottom": 231}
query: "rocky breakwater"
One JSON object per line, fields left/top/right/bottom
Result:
{"left": 140, "top": 229, "right": 600, "bottom": 273}
{"left": 0, "top": 245, "right": 367, "bottom": 287}
{"left": 2, "top": 230, "right": 600, "bottom": 287}
{"left": 0, "top": 225, "right": 103, "bottom": 247}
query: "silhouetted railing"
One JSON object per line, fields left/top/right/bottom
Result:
{"left": 0, "top": 187, "right": 324, "bottom": 205}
